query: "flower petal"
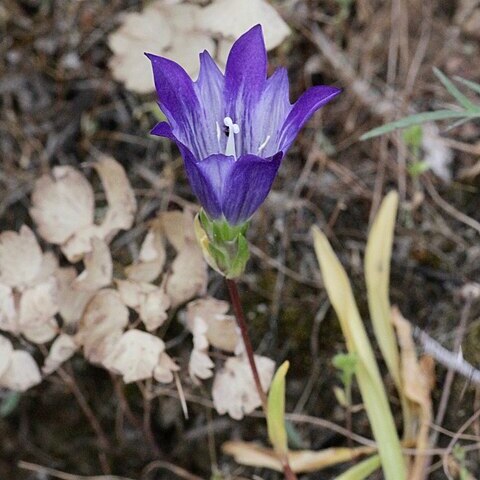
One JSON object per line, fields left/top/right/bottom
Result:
{"left": 151, "top": 121, "right": 175, "bottom": 139}
{"left": 224, "top": 25, "right": 267, "bottom": 155}
{"left": 147, "top": 53, "right": 210, "bottom": 159}
{"left": 278, "top": 86, "right": 341, "bottom": 152}
{"left": 183, "top": 152, "right": 236, "bottom": 220}
{"left": 221, "top": 153, "right": 283, "bottom": 225}
{"left": 194, "top": 51, "right": 226, "bottom": 156}
{"left": 249, "top": 67, "right": 292, "bottom": 157}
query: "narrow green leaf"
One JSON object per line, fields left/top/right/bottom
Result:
{"left": 364, "top": 191, "right": 401, "bottom": 388}
{"left": 454, "top": 76, "right": 480, "bottom": 96}
{"left": 433, "top": 68, "right": 476, "bottom": 110}
{"left": 360, "top": 110, "right": 475, "bottom": 140}
{"left": 267, "top": 361, "right": 289, "bottom": 456}
{"left": 312, "top": 227, "right": 406, "bottom": 480}
{"left": 335, "top": 455, "right": 381, "bottom": 480}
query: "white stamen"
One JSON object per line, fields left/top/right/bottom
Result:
{"left": 258, "top": 135, "right": 271, "bottom": 153}
{"left": 216, "top": 121, "right": 221, "bottom": 147}
{"left": 223, "top": 116, "right": 240, "bottom": 159}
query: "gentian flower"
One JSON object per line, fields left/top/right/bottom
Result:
{"left": 147, "top": 24, "right": 340, "bottom": 277}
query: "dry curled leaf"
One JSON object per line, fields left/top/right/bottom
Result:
{"left": 153, "top": 352, "right": 180, "bottom": 384}
{"left": 93, "top": 155, "right": 137, "bottom": 237}
{"left": 222, "top": 441, "right": 375, "bottom": 473}
{"left": 18, "top": 277, "right": 59, "bottom": 344}
{"left": 0, "top": 350, "right": 42, "bottom": 392}
{"left": 73, "top": 238, "right": 113, "bottom": 291}
{"left": 116, "top": 280, "right": 170, "bottom": 331}
{"left": 0, "top": 226, "right": 43, "bottom": 289}
{"left": 212, "top": 355, "right": 275, "bottom": 420}
{"left": 42, "top": 334, "right": 78, "bottom": 375}
{"left": 199, "top": 0, "right": 291, "bottom": 66}
{"left": 31, "top": 158, "right": 136, "bottom": 262}
{"left": 125, "top": 226, "right": 166, "bottom": 283}
{"left": 108, "top": 2, "right": 214, "bottom": 93}
{"left": 78, "top": 289, "right": 129, "bottom": 365}
{"left": 0, "top": 284, "right": 17, "bottom": 333}
{"left": 0, "top": 334, "right": 13, "bottom": 378}
{"left": 56, "top": 267, "right": 96, "bottom": 326}
{"left": 165, "top": 241, "right": 207, "bottom": 308}
{"left": 103, "top": 329, "right": 165, "bottom": 383}
{"left": 30, "top": 166, "right": 95, "bottom": 245}
{"left": 189, "top": 348, "right": 214, "bottom": 381}
{"left": 186, "top": 297, "right": 240, "bottom": 353}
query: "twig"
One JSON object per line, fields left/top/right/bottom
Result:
{"left": 413, "top": 325, "right": 480, "bottom": 385}
{"left": 141, "top": 460, "right": 203, "bottom": 480}
{"left": 18, "top": 461, "right": 131, "bottom": 480}
{"left": 56, "top": 367, "right": 110, "bottom": 452}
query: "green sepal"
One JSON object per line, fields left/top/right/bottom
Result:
{"left": 194, "top": 210, "right": 250, "bottom": 279}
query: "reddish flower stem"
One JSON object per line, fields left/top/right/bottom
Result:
{"left": 225, "top": 278, "right": 298, "bottom": 480}
{"left": 226, "top": 278, "right": 268, "bottom": 411}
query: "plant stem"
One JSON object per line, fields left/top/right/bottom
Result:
{"left": 225, "top": 278, "right": 298, "bottom": 480}
{"left": 226, "top": 278, "right": 268, "bottom": 411}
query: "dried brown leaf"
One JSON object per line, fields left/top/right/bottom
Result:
{"left": 78, "top": 289, "right": 129, "bottom": 364}
{"left": 0, "top": 284, "right": 17, "bottom": 334}
{"left": 93, "top": 155, "right": 137, "bottom": 237}
{"left": 42, "top": 334, "right": 78, "bottom": 375}
{"left": 199, "top": 0, "right": 291, "bottom": 64}
{"left": 74, "top": 238, "right": 113, "bottom": 291}
{"left": 103, "top": 329, "right": 165, "bottom": 383}
{"left": 0, "top": 334, "right": 13, "bottom": 378}
{"left": 116, "top": 280, "right": 170, "bottom": 331}
{"left": 153, "top": 352, "right": 180, "bottom": 384}
{"left": 0, "top": 350, "right": 42, "bottom": 392}
{"left": 212, "top": 355, "right": 275, "bottom": 420}
{"left": 0, "top": 226, "right": 43, "bottom": 289}
{"left": 222, "top": 441, "right": 375, "bottom": 473}
{"left": 30, "top": 167, "right": 94, "bottom": 245}
{"left": 19, "top": 278, "right": 59, "bottom": 344}
{"left": 186, "top": 297, "right": 239, "bottom": 353}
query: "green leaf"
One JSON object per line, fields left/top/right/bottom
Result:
{"left": 312, "top": 227, "right": 406, "bottom": 480}
{"left": 402, "top": 124, "right": 423, "bottom": 150}
{"left": 433, "top": 68, "right": 477, "bottom": 111}
{"left": 408, "top": 161, "right": 430, "bottom": 177}
{"left": 267, "top": 361, "right": 289, "bottom": 457}
{"left": 360, "top": 110, "right": 477, "bottom": 140}
{"left": 335, "top": 455, "right": 381, "bottom": 480}
{"left": 454, "top": 76, "right": 480, "bottom": 96}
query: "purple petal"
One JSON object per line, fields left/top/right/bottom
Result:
{"left": 151, "top": 121, "right": 175, "bottom": 139}
{"left": 146, "top": 53, "right": 208, "bottom": 159}
{"left": 224, "top": 25, "right": 267, "bottom": 152}
{"left": 194, "top": 51, "right": 226, "bottom": 155}
{"left": 183, "top": 152, "right": 236, "bottom": 221}
{"left": 278, "top": 86, "right": 341, "bottom": 152}
{"left": 248, "top": 67, "right": 292, "bottom": 157}
{"left": 221, "top": 153, "right": 283, "bottom": 225}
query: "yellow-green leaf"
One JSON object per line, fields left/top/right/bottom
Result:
{"left": 312, "top": 227, "right": 406, "bottom": 480}
{"left": 267, "top": 361, "right": 289, "bottom": 456}
{"left": 364, "top": 191, "right": 401, "bottom": 388}
{"left": 335, "top": 455, "right": 381, "bottom": 480}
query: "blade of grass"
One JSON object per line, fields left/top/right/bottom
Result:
{"left": 360, "top": 110, "right": 478, "bottom": 140}
{"left": 433, "top": 68, "right": 477, "bottom": 111}
{"left": 335, "top": 455, "right": 381, "bottom": 480}
{"left": 267, "top": 361, "right": 290, "bottom": 457}
{"left": 364, "top": 191, "right": 400, "bottom": 388}
{"left": 454, "top": 76, "right": 480, "bottom": 96}
{"left": 312, "top": 227, "right": 406, "bottom": 480}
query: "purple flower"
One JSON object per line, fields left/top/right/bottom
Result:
{"left": 147, "top": 25, "right": 340, "bottom": 225}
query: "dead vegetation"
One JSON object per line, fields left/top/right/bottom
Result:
{"left": 1, "top": 0, "right": 480, "bottom": 479}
